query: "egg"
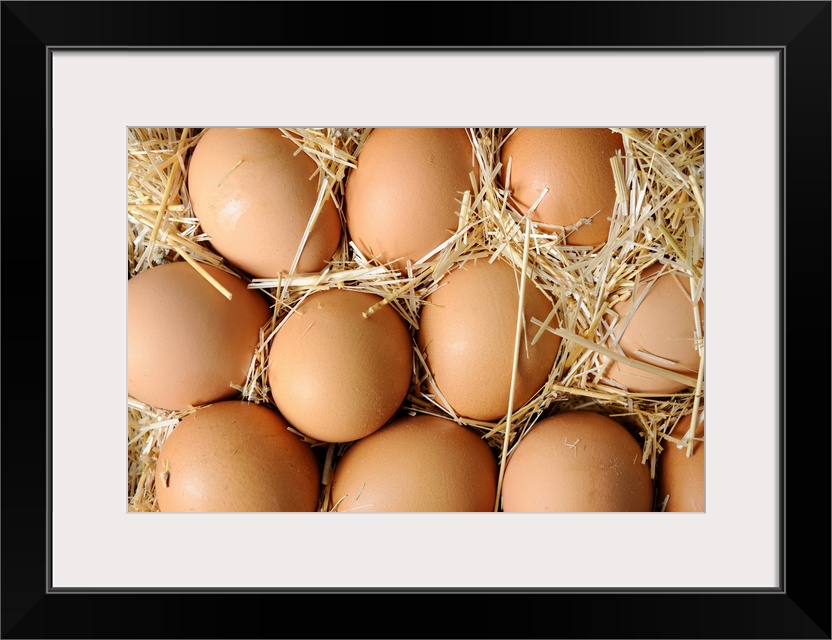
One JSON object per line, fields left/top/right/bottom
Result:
{"left": 501, "top": 411, "right": 654, "bottom": 512}
{"left": 330, "top": 414, "right": 497, "bottom": 512}
{"left": 500, "top": 127, "right": 624, "bottom": 246}
{"left": 155, "top": 401, "right": 320, "bottom": 512}
{"left": 344, "top": 127, "right": 478, "bottom": 271}
{"left": 187, "top": 128, "right": 342, "bottom": 278}
{"left": 268, "top": 288, "right": 412, "bottom": 443}
{"left": 604, "top": 264, "right": 704, "bottom": 394}
{"left": 416, "top": 257, "right": 560, "bottom": 422}
{"left": 128, "top": 261, "right": 271, "bottom": 411}
{"left": 657, "top": 408, "right": 704, "bottom": 512}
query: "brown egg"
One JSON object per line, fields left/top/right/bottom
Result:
{"left": 500, "top": 128, "right": 624, "bottom": 246}
{"left": 155, "top": 401, "right": 320, "bottom": 512}
{"left": 187, "top": 128, "right": 342, "bottom": 278}
{"left": 268, "top": 288, "right": 412, "bottom": 443}
{"left": 331, "top": 414, "right": 497, "bottom": 512}
{"left": 604, "top": 264, "right": 704, "bottom": 394}
{"left": 416, "top": 257, "right": 560, "bottom": 422}
{"left": 501, "top": 411, "right": 654, "bottom": 512}
{"left": 344, "top": 128, "right": 478, "bottom": 271}
{"left": 657, "top": 408, "right": 704, "bottom": 512}
{"left": 128, "top": 261, "right": 271, "bottom": 411}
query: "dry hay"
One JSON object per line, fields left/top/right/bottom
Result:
{"left": 127, "top": 126, "right": 704, "bottom": 513}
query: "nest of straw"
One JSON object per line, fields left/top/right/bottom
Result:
{"left": 127, "top": 126, "right": 704, "bottom": 513}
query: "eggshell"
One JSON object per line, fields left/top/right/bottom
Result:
{"left": 604, "top": 264, "right": 704, "bottom": 394}
{"left": 657, "top": 409, "right": 704, "bottom": 512}
{"left": 128, "top": 261, "right": 271, "bottom": 411}
{"left": 155, "top": 401, "right": 320, "bottom": 512}
{"left": 416, "top": 257, "right": 560, "bottom": 421}
{"left": 501, "top": 411, "right": 654, "bottom": 512}
{"left": 330, "top": 414, "right": 497, "bottom": 512}
{"left": 500, "top": 128, "right": 624, "bottom": 246}
{"left": 268, "top": 288, "right": 412, "bottom": 443}
{"left": 344, "top": 128, "right": 477, "bottom": 271}
{"left": 187, "top": 128, "right": 342, "bottom": 278}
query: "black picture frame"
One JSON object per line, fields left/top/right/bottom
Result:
{"left": 2, "top": 1, "right": 829, "bottom": 638}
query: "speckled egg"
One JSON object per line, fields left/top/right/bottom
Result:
{"left": 604, "top": 264, "right": 704, "bottom": 394}
{"left": 128, "top": 261, "right": 271, "bottom": 411}
{"left": 345, "top": 128, "right": 478, "bottom": 271}
{"left": 330, "top": 414, "right": 498, "bottom": 512}
{"left": 416, "top": 256, "right": 560, "bottom": 422}
{"left": 657, "top": 408, "right": 705, "bottom": 512}
{"left": 500, "top": 127, "right": 624, "bottom": 246}
{"left": 268, "top": 288, "right": 413, "bottom": 443}
{"left": 501, "top": 411, "right": 654, "bottom": 512}
{"left": 187, "top": 127, "right": 343, "bottom": 278}
{"left": 155, "top": 401, "right": 320, "bottom": 512}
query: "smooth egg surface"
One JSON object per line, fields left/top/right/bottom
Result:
{"left": 416, "top": 257, "right": 560, "bottom": 422}
{"left": 500, "top": 127, "right": 624, "bottom": 246}
{"left": 187, "top": 127, "right": 342, "bottom": 278}
{"left": 604, "top": 264, "right": 704, "bottom": 394}
{"left": 330, "top": 414, "right": 498, "bottom": 512}
{"left": 344, "top": 127, "right": 477, "bottom": 271}
{"left": 657, "top": 408, "right": 704, "bottom": 512}
{"left": 501, "top": 411, "right": 654, "bottom": 512}
{"left": 128, "top": 261, "right": 271, "bottom": 411}
{"left": 268, "top": 288, "right": 413, "bottom": 443}
{"left": 155, "top": 401, "right": 320, "bottom": 512}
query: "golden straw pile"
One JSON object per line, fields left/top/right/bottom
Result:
{"left": 127, "top": 126, "right": 704, "bottom": 512}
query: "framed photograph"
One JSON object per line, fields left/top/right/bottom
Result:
{"left": 3, "top": 1, "right": 829, "bottom": 638}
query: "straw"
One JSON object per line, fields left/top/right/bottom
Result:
{"left": 127, "top": 126, "right": 705, "bottom": 511}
